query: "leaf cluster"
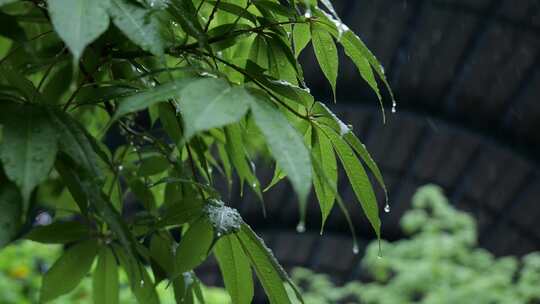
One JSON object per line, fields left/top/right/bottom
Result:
{"left": 0, "top": 0, "right": 393, "bottom": 302}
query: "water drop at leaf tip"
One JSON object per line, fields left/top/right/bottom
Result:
{"left": 296, "top": 222, "right": 306, "bottom": 233}
{"left": 384, "top": 204, "right": 391, "bottom": 213}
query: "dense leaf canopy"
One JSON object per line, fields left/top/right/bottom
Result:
{"left": 0, "top": 0, "right": 393, "bottom": 302}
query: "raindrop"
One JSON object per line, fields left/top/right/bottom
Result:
{"left": 384, "top": 204, "right": 391, "bottom": 213}
{"left": 140, "top": 279, "right": 144, "bottom": 287}
{"left": 296, "top": 221, "right": 306, "bottom": 233}
{"left": 251, "top": 182, "right": 257, "bottom": 188}
{"left": 216, "top": 232, "right": 222, "bottom": 237}
{"left": 352, "top": 244, "right": 359, "bottom": 255}
{"left": 35, "top": 212, "right": 52, "bottom": 226}
{"left": 391, "top": 106, "right": 397, "bottom": 114}
{"left": 117, "top": 165, "right": 124, "bottom": 171}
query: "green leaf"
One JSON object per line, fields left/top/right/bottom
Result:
{"left": 248, "top": 93, "right": 312, "bottom": 210}
{"left": 108, "top": 0, "right": 165, "bottom": 56}
{"left": 115, "top": 245, "right": 159, "bottom": 304}
{"left": 93, "top": 246, "right": 119, "bottom": 304}
{"left": 265, "top": 34, "right": 298, "bottom": 83}
{"left": 128, "top": 178, "right": 156, "bottom": 211}
{"left": 0, "top": 0, "right": 18, "bottom": 7}
{"left": 0, "top": 182, "right": 22, "bottom": 248}
{"left": 224, "top": 123, "right": 262, "bottom": 198}
{"left": 0, "top": 65, "right": 44, "bottom": 103}
{"left": 318, "top": 124, "right": 381, "bottom": 238}
{"left": 341, "top": 37, "right": 381, "bottom": 101}
{"left": 214, "top": 234, "right": 254, "bottom": 304}
{"left": 25, "top": 221, "right": 90, "bottom": 244}
{"left": 311, "top": 22, "right": 338, "bottom": 101}
{"left": 40, "top": 239, "right": 98, "bottom": 302}
{"left": 313, "top": 102, "right": 387, "bottom": 200}
{"left": 137, "top": 154, "right": 170, "bottom": 176}
{"left": 47, "top": 109, "right": 103, "bottom": 182}
{"left": 344, "top": 132, "right": 387, "bottom": 201}
{"left": 178, "top": 78, "right": 251, "bottom": 140}
{"left": 341, "top": 30, "right": 394, "bottom": 103}
{"left": 0, "top": 103, "right": 58, "bottom": 208}
{"left": 158, "top": 103, "right": 182, "bottom": 144}
{"left": 48, "top": 0, "right": 110, "bottom": 62}
{"left": 312, "top": 127, "right": 337, "bottom": 227}
{"left": 150, "top": 232, "right": 175, "bottom": 278}
{"left": 112, "top": 77, "right": 195, "bottom": 121}
{"left": 293, "top": 23, "right": 311, "bottom": 58}
{"left": 174, "top": 217, "right": 214, "bottom": 275}
{"left": 236, "top": 223, "right": 292, "bottom": 304}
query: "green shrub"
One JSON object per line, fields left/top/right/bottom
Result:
{"left": 293, "top": 185, "right": 540, "bottom": 304}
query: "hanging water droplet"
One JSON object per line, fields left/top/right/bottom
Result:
{"left": 377, "top": 254, "right": 383, "bottom": 260}
{"left": 252, "top": 182, "right": 257, "bottom": 188}
{"left": 384, "top": 204, "right": 391, "bottom": 213}
{"left": 216, "top": 232, "right": 222, "bottom": 237}
{"left": 352, "top": 244, "right": 359, "bottom": 255}
{"left": 391, "top": 106, "right": 397, "bottom": 113}
{"left": 117, "top": 165, "right": 124, "bottom": 171}
{"left": 304, "top": 8, "right": 312, "bottom": 18}
{"left": 296, "top": 221, "right": 306, "bottom": 233}
{"left": 140, "top": 279, "right": 144, "bottom": 287}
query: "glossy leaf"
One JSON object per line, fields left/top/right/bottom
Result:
{"left": 113, "top": 77, "right": 196, "bottom": 121}
{"left": 108, "top": 0, "right": 165, "bottom": 56}
{"left": 48, "top": 0, "right": 111, "bottom": 62}
{"left": 0, "top": 103, "right": 58, "bottom": 207}
{"left": 248, "top": 93, "right": 312, "bottom": 209}
{"left": 224, "top": 123, "right": 262, "bottom": 198}
{"left": 174, "top": 217, "right": 214, "bottom": 275}
{"left": 318, "top": 124, "right": 381, "bottom": 238}
{"left": 236, "top": 223, "right": 293, "bottom": 304}
{"left": 293, "top": 23, "right": 311, "bottom": 58}
{"left": 215, "top": 234, "right": 253, "bottom": 304}
{"left": 179, "top": 78, "right": 251, "bottom": 140}
{"left": 93, "top": 246, "right": 119, "bottom": 304}
{"left": 115, "top": 245, "right": 159, "bottom": 304}
{"left": 311, "top": 22, "right": 338, "bottom": 100}
{"left": 312, "top": 127, "right": 337, "bottom": 227}
{"left": 47, "top": 109, "right": 103, "bottom": 182}
{"left": 25, "top": 221, "right": 90, "bottom": 244}
{"left": 0, "top": 182, "right": 22, "bottom": 248}
{"left": 40, "top": 239, "right": 98, "bottom": 302}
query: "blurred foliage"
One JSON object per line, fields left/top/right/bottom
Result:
{"left": 0, "top": 241, "right": 231, "bottom": 304}
{"left": 293, "top": 184, "right": 540, "bottom": 304}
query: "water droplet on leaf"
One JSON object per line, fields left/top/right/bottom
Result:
{"left": 296, "top": 221, "right": 306, "bottom": 233}
{"left": 384, "top": 204, "right": 391, "bottom": 213}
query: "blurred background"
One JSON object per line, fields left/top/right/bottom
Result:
{"left": 2, "top": 0, "right": 540, "bottom": 303}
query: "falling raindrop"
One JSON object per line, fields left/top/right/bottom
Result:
{"left": 384, "top": 204, "right": 391, "bottom": 213}
{"left": 296, "top": 221, "right": 306, "bottom": 233}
